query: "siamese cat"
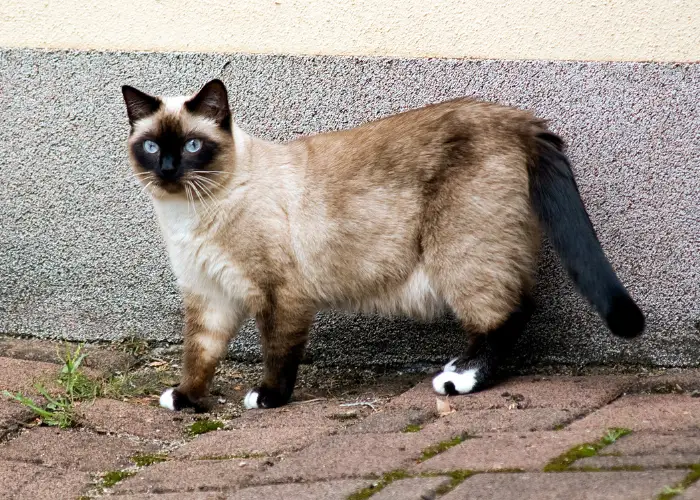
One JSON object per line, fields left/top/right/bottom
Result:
{"left": 121, "top": 79, "right": 644, "bottom": 411}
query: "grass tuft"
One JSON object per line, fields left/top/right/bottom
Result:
{"left": 119, "top": 335, "right": 150, "bottom": 358}
{"left": 402, "top": 424, "right": 422, "bottom": 433}
{"left": 197, "top": 453, "right": 266, "bottom": 460}
{"left": 102, "top": 470, "right": 135, "bottom": 488}
{"left": 347, "top": 470, "right": 411, "bottom": 500}
{"left": 187, "top": 419, "right": 225, "bottom": 437}
{"left": 544, "top": 427, "right": 632, "bottom": 472}
{"left": 419, "top": 433, "right": 471, "bottom": 462}
{"left": 2, "top": 344, "right": 100, "bottom": 428}
{"left": 434, "top": 470, "right": 474, "bottom": 495}
{"left": 131, "top": 453, "right": 168, "bottom": 467}
{"left": 601, "top": 428, "right": 632, "bottom": 445}
{"left": 656, "top": 465, "right": 700, "bottom": 500}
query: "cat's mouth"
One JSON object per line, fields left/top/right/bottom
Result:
{"left": 156, "top": 180, "right": 185, "bottom": 194}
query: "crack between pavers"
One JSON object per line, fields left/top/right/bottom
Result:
{"left": 655, "top": 465, "right": 700, "bottom": 500}
{"left": 550, "top": 390, "right": 630, "bottom": 431}
{"left": 345, "top": 468, "right": 557, "bottom": 500}
{"left": 0, "top": 413, "right": 42, "bottom": 445}
{"left": 549, "top": 375, "right": 700, "bottom": 433}
{"left": 542, "top": 428, "right": 633, "bottom": 472}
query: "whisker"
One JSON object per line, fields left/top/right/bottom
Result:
{"left": 194, "top": 180, "right": 219, "bottom": 212}
{"left": 188, "top": 180, "right": 207, "bottom": 212}
{"left": 195, "top": 175, "right": 224, "bottom": 191}
{"left": 190, "top": 170, "right": 233, "bottom": 175}
{"left": 191, "top": 181, "right": 214, "bottom": 220}
{"left": 196, "top": 180, "right": 218, "bottom": 216}
{"left": 139, "top": 180, "right": 155, "bottom": 197}
{"left": 184, "top": 182, "right": 195, "bottom": 217}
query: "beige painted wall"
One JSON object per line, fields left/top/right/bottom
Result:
{"left": 0, "top": 0, "right": 698, "bottom": 61}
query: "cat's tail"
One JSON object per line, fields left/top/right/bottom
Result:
{"left": 528, "top": 131, "right": 644, "bottom": 338}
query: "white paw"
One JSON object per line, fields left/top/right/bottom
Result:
{"left": 243, "top": 390, "right": 260, "bottom": 409}
{"left": 159, "top": 388, "right": 175, "bottom": 411}
{"left": 432, "top": 368, "right": 478, "bottom": 395}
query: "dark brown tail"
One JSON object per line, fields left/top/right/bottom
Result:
{"left": 528, "top": 132, "right": 644, "bottom": 338}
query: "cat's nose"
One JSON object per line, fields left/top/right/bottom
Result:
{"left": 158, "top": 156, "right": 181, "bottom": 181}
{"left": 161, "top": 156, "right": 176, "bottom": 172}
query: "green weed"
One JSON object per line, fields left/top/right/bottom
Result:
{"left": 544, "top": 428, "right": 632, "bottom": 472}
{"left": 188, "top": 419, "right": 224, "bottom": 437}
{"left": 2, "top": 344, "right": 98, "bottom": 428}
{"left": 102, "top": 470, "right": 135, "bottom": 488}
{"left": 346, "top": 470, "right": 411, "bottom": 500}
{"left": 130, "top": 453, "right": 168, "bottom": 467}
{"left": 402, "top": 424, "right": 422, "bottom": 433}
{"left": 419, "top": 433, "right": 471, "bottom": 462}
{"left": 656, "top": 465, "right": 700, "bottom": 500}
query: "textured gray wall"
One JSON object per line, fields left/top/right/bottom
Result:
{"left": 0, "top": 49, "right": 698, "bottom": 368}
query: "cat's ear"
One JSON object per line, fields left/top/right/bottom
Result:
{"left": 185, "top": 79, "right": 232, "bottom": 131}
{"left": 122, "top": 86, "right": 162, "bottom": 124}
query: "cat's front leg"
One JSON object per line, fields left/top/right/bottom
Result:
{"left": 160, "top": 293, "right": 243, "bottom": 412}
{"left": 244, "top": 299, "right": 313, "bottom": 409}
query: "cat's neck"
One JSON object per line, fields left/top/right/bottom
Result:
{"left": 151, "top": 125, "right": 300, "bottom": 237}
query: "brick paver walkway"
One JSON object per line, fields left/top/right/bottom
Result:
{"left": 1, "top": 337, "right": 699, "bottom": 499}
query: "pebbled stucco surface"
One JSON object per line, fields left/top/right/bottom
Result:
{"left": 0, "top": 49, "right": 698, "bottom": 367}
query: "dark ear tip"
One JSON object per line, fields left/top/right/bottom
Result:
{"left": 121, "top": 85, "right": 142, "bottom": 100}
{"left": 204, "top": 79, "right": 227, "bottom": 93}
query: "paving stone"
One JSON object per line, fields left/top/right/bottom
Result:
{"left": 229, "top": 479, "right": 374, "bottom": 500}
{"left": 0, "top": 399, "right": 33, "bottom": 440}
{"left": 172, "top": 426, "right": 326, "bottom": 459}
{"left": 0, "top": 337, "right": 136, "bottom": 374}
{"left": 572, "top": 431, "right": 700, "bottom": 469}
{"left": 442, "top": 471, "right": 687, "bottom": 500}
{"left": 115, "top": 494, "right": 225, "bottom": 500}
{"left": 253, "top": 431, "right": 450, "bottom": 483}
{"left": 371, "top": 476, "right": 452, "bottom": 500}
{"left": 630, "top": 369, "right": 700, "bottom": 394}
{"left": 232, "top": 399, "right": 370, "bottom": 431}
{"left": 0, "top": 426, "right": 159, "bottom": 472}
{"left": 0, "top": 356, "right": 63, "bottom": 395}
{"left": 603, "top": 431, "right": 700, "bottom": 455}
{"left": 419, "top": 407, "right": 574, "bottom": 437}
{"left": 344, "top": 409, "right": 434, "bottom": 434}
{"left": 78, "top": 398, "right": 190, "bottom": 440}
{"left": 0, "top": 459, "right": 90, "bottom": 499}
{"left": 387, "top": 375, "right": 630, "bottom": 415}
{"left": 111, "top": 458, "right": 267, "bottom": 494}
{"left": 568, "top": 395, "right": 700, "bottom": 432}
{"left": 575, "top": 454, "right": 700, "bottom": 469}
{"left": 415, "top": 431, "right": 595, "bottom": 472}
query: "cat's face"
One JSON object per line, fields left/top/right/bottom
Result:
{"left": 122, "top": 80, "right": 234, "bottom": 197}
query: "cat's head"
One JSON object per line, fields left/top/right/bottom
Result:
{"left": 121, "top": 79, "right": 234, "bottom": 197}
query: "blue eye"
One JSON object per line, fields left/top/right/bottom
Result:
{"left": 184, "top": 139, "right": 202, "bottom": 153}
{"left": 143, "top": 140, "right": 159, "bottom": 154}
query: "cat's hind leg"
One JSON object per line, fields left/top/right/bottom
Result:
{"left": 432, "top": 296, "right": 533, "bottom": 395}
